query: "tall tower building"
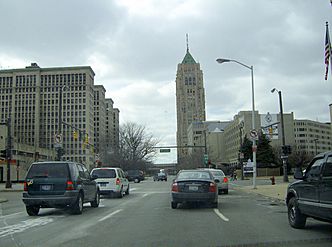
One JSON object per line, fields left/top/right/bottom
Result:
{"left": 176, "top": 36, "right": 206, "bottom": 161}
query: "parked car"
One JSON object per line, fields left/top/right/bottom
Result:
{"left": 90, "top": 167, "right": 129, "bottom": 198}
{"left": 171, "top": 169, "right": 219, "bottom": 209}
{"left": 22, "top": 161, "right": 100, "bottom": 216}
{"left": 126, "top": 169, "right": 144, "bottom": 183}
{"left": 199, "top": 168, "right": 228, "bottom": 194}
{"left": 286, "top": 151, "right": 332, "bottom": 228}
{"left": 153, "top": 172, "right": 167, "bottom": 181}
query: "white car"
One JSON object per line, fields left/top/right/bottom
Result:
{"left": 90, "top": 167, "right": 129, "bottom": 198}
{"left": 198, "top": 168, "right": 229, "bottom": 194}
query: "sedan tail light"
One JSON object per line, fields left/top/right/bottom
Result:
{"left": 209, "top": 182, "right": 217, "bottom": 193}
{"left": 223, "top": 177, "right": 228, "bottom": 183}
{"left": 171, "top": 183, "right": 179, "bottom": 192}
{"left": 66, "top": 181, "right": 74, "bottom": 191}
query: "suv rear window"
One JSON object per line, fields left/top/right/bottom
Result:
{"left": 27, "top": 163, "right": 69, "bottom": 179}
{"left": 91, "top": 169, "right": 116, "bottom": 178}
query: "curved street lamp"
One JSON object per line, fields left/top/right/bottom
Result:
{"left": 216, "top": 58, "right": 257, "bottom": 189}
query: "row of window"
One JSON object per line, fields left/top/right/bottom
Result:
{"left": 40, "top": 73, "right": 86, "bottom": 85}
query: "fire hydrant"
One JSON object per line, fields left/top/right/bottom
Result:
{"left": 270, "top": 176, "right": 275, "bottom": 185}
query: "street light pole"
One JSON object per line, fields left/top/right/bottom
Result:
{"left": 216, "top": 58, "right": 257, "bottom": 189}
{"left": 271, "top": 88, "right": 288, "bottom": 182}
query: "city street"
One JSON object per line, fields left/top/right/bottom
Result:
{"left": 1, "top": 178, "right": 332, "bottom": 247}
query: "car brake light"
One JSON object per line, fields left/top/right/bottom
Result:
{"left": 209, "top": 182, "right": 217, "bottom": 193}
{"left": 223, "top": 177, "right": 228, "bottom": 183}
{"left": 116, "top": 178, "right": 121, "bottom": 185}
{"left": 24, "top": 182, "right": 28, "bottom": 191}
{"left": 66, "top": 181, "right": 74, "bottom": 190}
{"left": 171, "top": 183, "right": 179, "bottom": 192}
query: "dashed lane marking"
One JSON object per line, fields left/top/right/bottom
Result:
{"left": 98, "top": 209, "right": 123, "bottom": 222}
{"left": 213, "top": 208, "right": 229, "bottom": 222}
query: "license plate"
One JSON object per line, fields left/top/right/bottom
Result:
{"left": 41, "top": 185, "right": 52, "bottom": 191}
{"left": 99, "top": 183, "right": 106, "bottom": 187}
{"left": 189, "top": 185, "right": 198, "bottom": 191}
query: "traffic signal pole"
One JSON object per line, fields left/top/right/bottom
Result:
{"left": 5, "top": 117, "right": 12, "bottom": 188}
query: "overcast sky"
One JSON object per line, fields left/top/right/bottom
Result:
{"left": 0, "top": 0, "right": 331, "bottom": 164}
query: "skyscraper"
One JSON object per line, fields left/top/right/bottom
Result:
{"left": 176, "top": 37, "right": 206, "bottom": 162}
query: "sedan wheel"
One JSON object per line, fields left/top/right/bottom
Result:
{"left": 171, "top": 202, "right": 177, "bottom": 209}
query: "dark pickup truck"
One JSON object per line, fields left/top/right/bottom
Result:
{"left": 286, "top": 151, "right": 332, "bottom": 228}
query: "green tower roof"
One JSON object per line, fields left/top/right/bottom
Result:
{"left": 181, "top": 49, "right": 196, "bottom": 64}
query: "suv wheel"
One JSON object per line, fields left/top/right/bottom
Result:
{"left": 134, "top": 178, "right": 140, "bottom": 183}
{"left": 91, "top": 191, "right": 100, "bottom": 208}
{"left": 26, "top": 206, "right": 40, "bottom": 216}
{"left": 118, "top": 187, "right": 123, "bottom": 198}
{"left": 72, "top": 193, "right": 84, "bottom": 214}
{"left": 288, "top": 197, "right": 306, "bottom": 228}
{"left": 125, "top": 185, "right": 130, "bottom": 195}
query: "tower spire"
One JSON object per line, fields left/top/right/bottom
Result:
{"left": 186, "top": 33, "right": 189, "bottom": 52}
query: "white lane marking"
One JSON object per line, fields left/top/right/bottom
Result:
{"left": 0, "top": 212, "right": 24, "bottom": 219}
{"left": 0, "top": 217, "right": 54, "bottom": 238}
{"left": 129, "top": 188, "right": 137, "bottom": 192}
{"left": 142, "top": 193, "right": 149, "bottom": 198}
{"left": 98, "top": 209, "right": 123, "bottom": 222}
{"left": 213, "top": 209, "right": 229, "bottom": 222}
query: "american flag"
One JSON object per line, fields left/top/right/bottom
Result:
{"left": 325, "top": 22, "right": 331, "bottom": 80}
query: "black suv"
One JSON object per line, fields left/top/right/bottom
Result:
{"left": 286, "top": 152, "right": 332, "bottom": 228}
{"left": 22, "top": 161, "right": 100, "bottom": 216}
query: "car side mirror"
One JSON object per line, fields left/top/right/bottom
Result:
{"left": 214, "top": 179, "right": 220, "bottom": 183}
{"left": 294, "top": 168, "right": 304, "bottom": 180}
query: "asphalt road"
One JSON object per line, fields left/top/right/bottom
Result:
{"left": 0, "top": 178, "right": 332, "bottom": 247}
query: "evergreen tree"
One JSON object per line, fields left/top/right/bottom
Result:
{"left": 257, "top": 133, "right": 275, "bottom": 164}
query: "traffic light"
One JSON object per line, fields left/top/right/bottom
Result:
{"left": 0, "top": 149, "right": 7, "bottom": 158}
{"left": 281, "top": 145, "right": 292, "bottom": 155}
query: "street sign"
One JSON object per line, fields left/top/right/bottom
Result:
{"left": 250, "top": 129, "right": 258, "bottom": 140}
{"left": 54, "top": 134, "right": 62, "bottom": 144}
{"left": 160, "top": 149, "right": 171, "bottom": 153}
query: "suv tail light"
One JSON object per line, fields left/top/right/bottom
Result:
{"left": 66, "top": 181, "right": 74, "bottom": 190}
{"left": 116, "top": 178, "right": 121, "bottom": 185}
{"left": 209, "top": 182, "right": 217, "bottom": 193}
{"left": 24, "top": 181, "right": 28, "bottom": 191}
{"left": 171, "top": 183, "right": 179, "bottom": 192}
{"left": 223, "top": 177, "right": 228, "bottom": 183}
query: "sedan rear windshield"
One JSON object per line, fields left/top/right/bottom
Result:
{"left": 177, "top": 171, "right": 211, "bottom": 180}
{"left": 211, "top": 171, "right": 225, "bottom": 177}
{"left": 27, "top": 163, "right": 69, "bottom": 179}
{"left": 91, "top": 169, "right": 116, "bottom": 178}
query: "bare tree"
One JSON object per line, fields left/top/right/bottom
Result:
{"left": 106, "top": 122, "right": 159, "bottom": 171}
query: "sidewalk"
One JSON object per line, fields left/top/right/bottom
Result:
{"left": 0, "top": 182, "right": 24, "bottom": 203}
{"left": 232, "top": 176, "right": 293, "bottom": 202}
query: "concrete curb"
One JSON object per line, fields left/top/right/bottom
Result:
{"left": 0, "top": 189, "right": 23, "bottom": 192}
